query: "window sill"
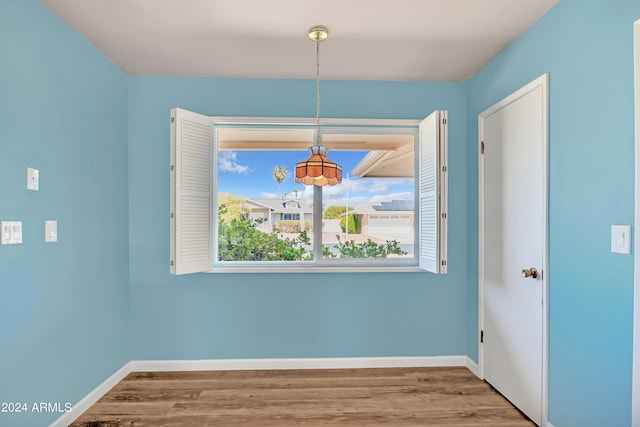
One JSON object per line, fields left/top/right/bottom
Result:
{"left": 205, "top": 266, "right": 426, "bottom": 274}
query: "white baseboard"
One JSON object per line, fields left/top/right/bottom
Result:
{"left": 465, "top": 356, "right": 480, "bottom": 378}
{"left": 130, "top": 355, "right": 470, "bottom": 372}
{"left": 49, "top": 361, "right": 133, "bottom": 427}
{"left": 51, "top": 355, "right": 473, "bottom": 426}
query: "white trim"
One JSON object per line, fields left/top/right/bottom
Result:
{"left": 211, "top": 116, "right": 421, "bottom": 128}
{"left": 633, "top": 18, "right": 640, "bottom": 427}
{"left": 206, "top": 266, "right": 425, "bottom": 273}
{"left": 478, "top": 115, "right": 486, "bottom": 381}
{"left": 208, "top": 118, "right": 424, "bottom": 271}
{"left": 478, "top": 73, "right": 549, "bottom": 425}
{"left": 465, "top": 357, "right": 480, "bottom": 378}
{"left": 49, "top": 361, "right": 133, "bottom": 427}
{"left": 129, "top": 355, "right": 469, "bottom": 372}
{"left": 546, "top": 423, "right": 555, "bottom": 427}
{"left": 49, "top": 355, "right": 472, "bottom": 426}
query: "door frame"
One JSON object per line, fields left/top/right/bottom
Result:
{"left": 478, "top": 73, "right": 549, "bottom": 425}
{"left": 632, "top": 18, "right": 640, "bottom": 427}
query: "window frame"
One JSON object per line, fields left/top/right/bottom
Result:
{"left": 170, "top": 111, "right": 447, "bottom": 274}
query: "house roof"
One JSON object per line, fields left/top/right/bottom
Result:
{"left": 348, "top": 200, "right": 414, "bottom": 216}
{"left": 249, "top": 198, "right": 313, "bottom": 214}
{"left": 374, "top": 200, "right": 414, "bottom": 211}
{"left": 245, "top": 199, "right": 274, "bottom": 210}
{"left": 351, "top": 140, "right": 414, "bottom": 178}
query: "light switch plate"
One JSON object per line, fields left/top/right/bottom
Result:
{"left": 0, "top": 221, "right": 12, "bottom": 244}
{"left": 45, "top": 220, "right": 57, "bottom": 243}
{"left": 611, "top": 225, "right": 631, "bottom": 254}
{"left": 0, "top": 221, "right": 23, "bottom": 245}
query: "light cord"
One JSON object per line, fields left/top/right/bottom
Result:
{"left": 315, "top": 36, "right": 321, "bottom": 147}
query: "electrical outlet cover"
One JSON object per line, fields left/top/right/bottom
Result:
{"left": 27, "top": 167, "right": 39, "bottom": 191}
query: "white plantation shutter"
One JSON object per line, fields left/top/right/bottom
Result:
{"left": 419, "top": 111, "right": 448, "bottom": 273}
{"left": 170, "top": 108, "right": 214, "bottom": 275}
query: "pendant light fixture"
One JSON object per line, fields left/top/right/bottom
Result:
{"left": 295, "top": 26, "right": 343, "bottom": 187}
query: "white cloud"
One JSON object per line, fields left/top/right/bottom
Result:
{"left": 316, "top": 177, "right": 413, "bottom": 196}
{"left": 218, "top": 151, "right": 250, "bottom": 174}
{"left": 348, "top": 192, "right": 414, "bottom": 208}
{"left": 289, "top": 178, "right": 414, "bottom": 209}
{"left": 300, "top": 185, "right": 315, "bottom": 202}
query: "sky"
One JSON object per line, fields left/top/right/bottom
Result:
{"left": 218, "top": 149, "right": 414, "bottom": 209}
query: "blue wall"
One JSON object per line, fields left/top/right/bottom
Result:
{"left": 127, "top": 77, "right": 469, "bottom": 360}
{"left": 3, "top": 1, "right": 639, "bottom": 426}
{"left": 0, "top": 1, "right": 130, "bottom": 426}
{"left": 467, "top": 1, "right": 639, "bottom": 425}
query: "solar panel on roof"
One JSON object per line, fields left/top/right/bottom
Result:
{"left": 372, "top": 200, "right": 413, "bottom": 211}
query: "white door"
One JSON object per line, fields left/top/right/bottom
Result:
{"left": 480, "top": 75, "right": 548, "bottom": 425}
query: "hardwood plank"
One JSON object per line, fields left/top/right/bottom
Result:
{"left": 99, "top": 388, "right": 202, "bottom": 403}
{"left": 71, "top": 414, "right": 535, "bottom": 427}
{"left": 70, "top": 367, "right": 535, "bottom": 427}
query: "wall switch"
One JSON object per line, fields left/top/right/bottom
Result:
{"left": 45, "top": 220, "right": 57, "bottom": 243}
{"left": 12, "top": 223, "right": 22, "bottom": 244}
{"left": 0, "top": 221, "right": 23, "bottom": 245}
{"left": 1, "top": 222, "right": 12, "bottom": 244}
{"left": 611, "top": 225, "right": 631, "bottom": 254}
{"left": 27, "top": 167, "right": 39, "bottom": 191}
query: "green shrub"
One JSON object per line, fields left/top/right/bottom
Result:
{"left": 218, "top": 205, "right": 312, "bottom": 261}
{"left": 218, "top": 205, "right": 404, "bottom": 261}
{"left": 339, "top": 214, "right": 359, "bottom": 234}
{"left": 324, "top": 205, "right": 353, "bottom": 219}
{"left": 334, "top": 236, "right": 407, "bottom": 258}
{"left": 275, "top": 220, "right": 312, "bottom": 233}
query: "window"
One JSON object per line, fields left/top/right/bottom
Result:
{"left": 170, "top": 110, "right": 447, "bottom": 274}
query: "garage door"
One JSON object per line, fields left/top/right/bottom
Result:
{"left": 368, "top": 215, "right": 411, "bottom": 236}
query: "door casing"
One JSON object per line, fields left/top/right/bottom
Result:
{"left": 632, "top": 18, "right": 640, "bottom": 427}
{"left": 478, "top": 73, "right": 549, "bottom": 426}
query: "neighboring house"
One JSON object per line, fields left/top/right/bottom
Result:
{"left": 349, "top": 200, "right": 414, "bottom": 241}
{"left": 243, "top": 199, "right": 274, "bottom": 232}
{"left": 248, "top": 198, "right": 313, "bottom": 231}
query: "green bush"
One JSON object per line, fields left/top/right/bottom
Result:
{"left": 275, "top": 220, "right": 312, "bottom": 233}
{"left": 218, "top": 205, "right": 312, "bottom": 261}
{"left": 217, "top": 205, "right": 405, "bottom": 261}
{"left": 339, "top": 214, "right": 359, "bottom": 234}
{"left": 324, "top": 205, "right": 353, "bottom": 219}
{"left": 334, "top": 236, "right": 407, "bottom": 258}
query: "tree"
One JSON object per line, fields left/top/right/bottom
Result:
{"left": 324, "top": 205, "right": 353, "bottom": 219}
{"left": 340, "top": 214, "right": 359, "bottom": 234}
{"left": 218, "top": 205, "right": 311, "bottom": 261}
{"left": 218, "top": 193, "right": 250, "bottom": 224}
{"left": 272, "top": 166, "right": 289, "bottom": 197}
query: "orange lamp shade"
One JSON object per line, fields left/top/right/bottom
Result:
{"left": 295, "top": 146, "right": 343, "bottom": 186}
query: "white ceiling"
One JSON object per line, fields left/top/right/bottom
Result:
{"left": 42, "top": 0, "right": 559, "bottom": 82}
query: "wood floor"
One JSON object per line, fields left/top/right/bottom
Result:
{"left": 70, "top": 367, "right": 535, "bottom": 426}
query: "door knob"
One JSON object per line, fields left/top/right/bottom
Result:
{"left": 522, "top": 268, "right": 538, "bottom": 279}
